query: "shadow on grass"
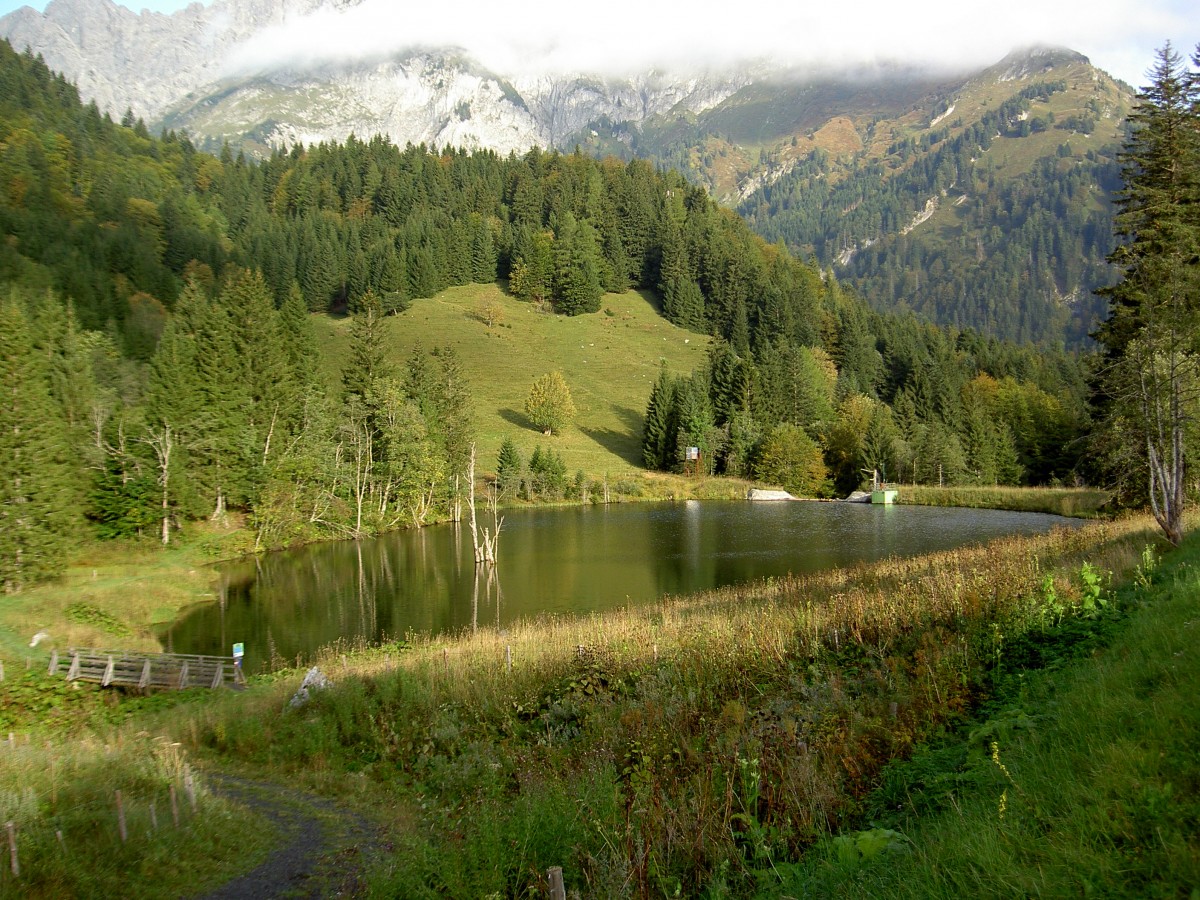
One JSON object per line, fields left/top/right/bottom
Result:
{"left": 499, "top": 408, "right": 535, "bottom": 433}
{"left": 579, "top": 405, "right": 644, "bottom": 466}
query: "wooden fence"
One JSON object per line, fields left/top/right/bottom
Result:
{"left": 48, "top": 649, "right": 245, "bottom": 691}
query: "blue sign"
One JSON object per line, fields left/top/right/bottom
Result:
{"left": 232, "top": 642, "right": 244, "bottom": 659}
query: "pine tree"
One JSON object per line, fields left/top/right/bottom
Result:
{"left": 553, "top": 215, "right": 603, "bottom": 316}
{"left": 496, "top": 437, "right": 524, "bottom": 496}
{"left": 0, "top": 298, "right": 79, "bottom": 591}
{"left": 642, "top": 363, "right": 673, "bottom": 470}
{"left": 1093, "top": 44, "right": 1200, "bottom": 544}
{"left": 278, "top": 282, "right": 321, "bottom": 392}
{"left": 342, "top": 290, "right": 392, "bottom": 402}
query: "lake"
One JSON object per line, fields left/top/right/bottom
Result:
{"left": 161, "top": 500, "right": 1079, "bottom": 671}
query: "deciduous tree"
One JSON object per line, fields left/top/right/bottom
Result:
{"left": 525, "top": 371, "right": 576, "bottom": 436}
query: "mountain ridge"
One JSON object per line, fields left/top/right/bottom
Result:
{"left": 0, "top": 0, "right": 1136, "bottom": 346}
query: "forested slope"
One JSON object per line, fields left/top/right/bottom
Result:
{"left": 573, "top": 49, "right": 1132, "bottom": 347}
{"left": 0, "top": 40, "right": 1095, "bottom": 592}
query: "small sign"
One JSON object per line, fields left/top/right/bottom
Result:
{"left": 232, "top": 643, "right": 244, "bottom": 659}
{"left": 686, "top": 446, "right": 700, "bottom": 461}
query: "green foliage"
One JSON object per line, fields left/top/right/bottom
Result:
{"left": 0, "top": 297, "right": 80, "bottom": 591}
{"left": 830, "top": 828, "right": 911, "bottom": 868}
{"left": 797, "top": 528, "right": 1200, "bottom": 898}
{"left": 524, "top": 370, "right": 576, "bottom": 435}
{"left": 495, "top": 437, "right": 523, "bottom": 496}
{"left": 527, "top": 445, "right": 568, "bottom": 499}
{"left": 754, "top": 423, "right": 828, "bottom": 496}
{"left": 1091, "top": 44, "right": 1200, "bottom": 546}
{"left": 65, "top": 601, "right": 131, "bottom": 637}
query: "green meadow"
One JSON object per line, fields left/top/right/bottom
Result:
{"left": 315, "top": 284, "right": 712, "bottom": 478}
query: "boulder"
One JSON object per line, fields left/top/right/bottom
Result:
{"left": 288, "top": 666, "right": 333, "bottom": 709}
{"left": 746, "top": 488, "right": 796, "bottom": 501}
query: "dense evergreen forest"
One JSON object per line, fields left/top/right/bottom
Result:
{"left": 0, "top": 40, "right": 1095, "bottom": 592}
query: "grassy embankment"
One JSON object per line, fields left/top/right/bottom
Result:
{"left": 898, "top": 484, "right": 1114, "bottom": 518}
{"left": 798, "top": 524, "right": 1200, "bottom": 897}
{"left": 2, "top": 514, "right": 1193, "bottom": 896}
{"left": 152, "top": 514, "right": 1187, "bottom": 897}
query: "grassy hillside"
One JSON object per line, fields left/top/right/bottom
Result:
{"left": 315, "top": 283, "right": 712, "bottom": 479}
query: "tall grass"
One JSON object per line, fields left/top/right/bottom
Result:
{"left": 170, "top": 516, "right": 1162, "bottom": 897}
{"left": 0, "top": 708, "right": 271, "bottom": 898}
{"left": 900, "top": 484, "right": 1114, "bottom": 517}
{"left": 794, "top": 529, "right": 1200, "bottom": 898}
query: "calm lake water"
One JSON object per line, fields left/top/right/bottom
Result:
{"left": 162, "top": 501, "right": 1079, "bottom": 672}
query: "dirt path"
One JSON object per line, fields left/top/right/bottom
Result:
{"left": 196, "top": 774, "right": 383, "bottom": 899}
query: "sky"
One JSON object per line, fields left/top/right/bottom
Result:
{"left": 0, "top": 0, "right": 1195, "bottom": 88}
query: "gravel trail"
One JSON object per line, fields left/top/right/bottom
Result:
{"left": 196, "top": 774, "right": 382, "bottom": 899}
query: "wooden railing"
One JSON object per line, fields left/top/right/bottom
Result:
{"left": 48, "top": 649, "right": 245, "bottom": 691}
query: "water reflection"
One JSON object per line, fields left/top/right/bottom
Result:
{"left": 162, "top": 501, "right": 1078, "bottom": 671}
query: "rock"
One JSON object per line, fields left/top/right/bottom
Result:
{"left": 288, "top": 666, "right": 332, "bottom": 709}
{"left": 843, "top": 491, "right": 872, "bottom": 503}
{"left": 746, "top": 488, "right": 795, "bottom": 501}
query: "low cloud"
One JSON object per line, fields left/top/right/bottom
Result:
{"left": 220, "top": 0, "right": 1192, "bottom": 85}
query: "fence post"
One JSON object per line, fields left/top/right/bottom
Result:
{"left": 47, "top": 651, "right": 58, "bottom": 676}
{"left": 505, "top": 645, "right": 512, "bottom": 675}
{"left": 6, "top": 821, "right": 17, "bottom": 878}
{"left": 170, "top": 784, "right": 180, "bottom": 827}
{"left": 547, "top": 865, "right": 565, "bottom": 900}
{"left": 115, "top": 790, "right": 127, "bottom": 842}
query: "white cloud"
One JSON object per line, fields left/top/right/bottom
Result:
{"left": 218, "top": 0, "right": 1194, "bottom": 87}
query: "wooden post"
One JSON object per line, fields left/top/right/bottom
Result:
{"left": 505, "top": 645, "right": 512, "bottom": 675}
{"left": 0, "top": 660, "right": 5, "bottom": 682}
{"left": 185, "top": 772, "right": 196, "bottom": 811}
{"left": 139, "top": 658, "right": 152, "bottom": 691}
{"left": 6, "top": 822, "right": 17, "bottom": 878}
{"left": 169, "top": 784, "right": 180, "bottom": 827}
{"left": 149, "top": 801, "right": 158, "bottom": 832}
{"left": 102, "top": 655, "right": 115, "bottom": 687}
{"left": 55, "top": 830, "right": 64, "bottom": 854}
{"left": 115, "top": 790, "right": 127, "bottom": 842}
{"left": 47, "top": 650, "right": 58, "bottom": 676}
{"left": 547, "top": 865, "right": 566, "bottom": 900}
{"left": 47, "top": 743, "right": 56, "bottom": 807}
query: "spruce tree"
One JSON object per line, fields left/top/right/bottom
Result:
{"left": 496, "top": 437, "right": 524, "bottom": 496}
{"left": 1093, "top": 43, "right": 1200, "bottom": 544}
{"left": 342, "top": 290, "right": 391, "bottom": 402}
{"left": 0, "top": 299, "right": 79, "bottom": 591}
{"left": 642, "top": 363, "right": 673, "bottom": 470}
